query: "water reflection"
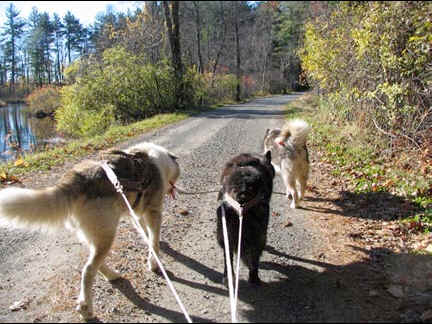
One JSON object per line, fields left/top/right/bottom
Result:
{"left": 0, "top": 103, "right": 59, "bottom": 162}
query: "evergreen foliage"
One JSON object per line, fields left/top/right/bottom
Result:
{"left": 1, "top": 3, "right": 26, "bottom": 88}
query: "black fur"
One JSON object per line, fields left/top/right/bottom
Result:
{"left": 216, "top": 151, "right": 275, "bottom": 285}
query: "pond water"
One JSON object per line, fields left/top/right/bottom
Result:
{"left": 0, "top": 103, "right": 63, "bottom": 163}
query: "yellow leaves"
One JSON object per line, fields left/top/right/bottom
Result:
{"left": 81, "top": 144, "right": 95, "bottom": 151}
{"left": 14, "top": 158, "right": 29, "bottom": 168}
{"left": 0, "top": 171, "right": 21, "bottom": 185}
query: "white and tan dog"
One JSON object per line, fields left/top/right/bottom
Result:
{"left": 264, "top": 119, "right": 311, "bottom": 208}
{"left": 0, "top": 142, "right": 180, "bottom": 320}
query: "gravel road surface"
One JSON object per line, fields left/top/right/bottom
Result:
{"left": 0, "top": 94, "right": 372, "bottom": 323}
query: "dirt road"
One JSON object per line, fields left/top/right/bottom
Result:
{"left": 0, "top": 94, "right": 402, "bottom": 323}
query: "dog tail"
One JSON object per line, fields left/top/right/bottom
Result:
{"left": 277, "top": 119, "right": 311, "bottom": 147}
{"left": 0, "top": 186, "right": 69, "bottom": 231}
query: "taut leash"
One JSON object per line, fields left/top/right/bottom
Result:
{"left": 169, "top": 181, "right": 219, "bottom": 196}
{"left": 170, "top": 181, "right": 286, "bottom": 197}
{"left": 101, "top": 162, "right": 192, "bottom": 323}
{"left": 221, "top": 193, "right": 245, "bottom": 323}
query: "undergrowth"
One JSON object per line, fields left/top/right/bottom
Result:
{"left": 284, "top": 92, "right": 432, "bottom": 232}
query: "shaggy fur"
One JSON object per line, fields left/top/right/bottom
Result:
{"left": 0, "top": 142, "right": 180, "bottom": 320}
{"left": 263, "top": 119, "right": 311, "bottom": 208}
{"left": 216, "top": 151, "right": 275, "bottom": 285}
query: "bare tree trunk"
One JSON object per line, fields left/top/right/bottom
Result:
{"left": 163, "top": 1, "right": 185, "bottom": 108}
{"left": 233, "top": 2, "right": 241, "bottom": 101}
{"left": 192, "top": 1, "right": 204, "bottom": 74}
{"left": 211, "top": 1, "right": 227, "bottom": 87}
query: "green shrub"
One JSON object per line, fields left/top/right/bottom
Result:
{"left": 56, "top": 84, "right": 116, "bottom": 138}
{"left": 56, "top": 47, "right": 178, "bottom": 137}
{"left": 57, "top": 46, "right": 245, "bottom": 138}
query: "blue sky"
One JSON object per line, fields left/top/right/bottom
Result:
{"left": 0, "top": 1, "right": 141, "bottom": 27}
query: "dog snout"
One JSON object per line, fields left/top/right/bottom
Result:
{"left": 237, "top": 192, "right": 248, "bottom": 204}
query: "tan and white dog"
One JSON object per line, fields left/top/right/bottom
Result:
{"left": 264, "top": 119, "right": 311, "bottom": 208}
{"left": 0, "top": 142, "right": 180, "bottom": 320}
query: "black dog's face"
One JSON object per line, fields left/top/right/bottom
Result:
{"left": 218, "top": 151, "right": 275, "bottom": 204}
{"left": 226, "top": 167, "right": 263, "bottom": 206}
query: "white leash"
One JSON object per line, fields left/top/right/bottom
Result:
{"left": 221, "top": 206, "right": 237, "bottom": 323}
{"left": 221, "top": 193, "right": 244, "bottom": 323}
{"left": 170, "top": 182, "right": 219, "bottom": 195}
{"left": 101, "top": 162, "right": 192, "bottom": 323}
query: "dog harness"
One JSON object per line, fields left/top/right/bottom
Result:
{"left": 223, "top": 191, "right": 265, "bottom": 215}
{"left": 101, "top": 162, "right": 192, "bottom": 323}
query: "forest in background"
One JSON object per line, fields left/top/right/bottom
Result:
{"left": 0, "top": 1, "right": 317, "bottom": 137}
{"left": 0, "top": 1, "right": 430, "bottom": 151}
{"left": 0, "top": 1, "right": 311, "bottom": 100}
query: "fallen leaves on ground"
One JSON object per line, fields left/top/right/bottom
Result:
{"left": 0, "top": 171, "right": 22, "bottom": 185}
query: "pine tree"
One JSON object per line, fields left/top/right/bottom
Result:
{"left": 1, "top": 3, "right": 25, "bottom": 91}
{"left": 63, "top": 11, "right": 83, "bottom": 64}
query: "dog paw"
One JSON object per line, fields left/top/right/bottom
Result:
{"left": 149, "top": 260, "right": 162, "bottom": 275}
{"left": 76, "top": 301, "right": 93, "bottom": 321}
{"left": 104, "top": 273, "right": 121, "bottom": 282}
{"left": 148, "top": 259, "right": 160, "bottom": 273}
{"left": 99, "top": 268, "right": 121, "bottom": 282}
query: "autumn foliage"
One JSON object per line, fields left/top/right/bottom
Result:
{"left": 25, "top": 86, "right": 61, "bottom": 114}
{"left": 56, "top": 47, "right": 240, "bottom": 137}
{"left": 299, "top": 1, "right": 431, "bottom": 151}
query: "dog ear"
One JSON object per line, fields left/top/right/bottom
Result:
{"left": 217, "top": 187, "right": 224, "bottom": 201}
{"left": 264, "top": 128, "right": 270, "bottom": 137}
{"left": 168, "top": 153, "right": 178, "bottom": 161}
{"left": 264, "top": 150, "right": 272, "bottom": 164}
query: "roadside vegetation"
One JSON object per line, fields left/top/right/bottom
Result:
{"left": 299, "top": 1, "right": 431, "bottom": 150}
{"left": 56, "top": 46, "right": 239, "bottom": 138}
{"left": 291, "top": 1, "right": 431, "bottom": 244}
{"left": 0, "top": 91, "right": 249, "bottom": 183}
{"left": 284, "top": 93, "right": 432, "bottom": 254}
{"left": 0, "top": 111, "right": 189, "bottom": 180}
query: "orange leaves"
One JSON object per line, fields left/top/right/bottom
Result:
{"left": 0, "top": 171, "right": 21, "bottom": 185}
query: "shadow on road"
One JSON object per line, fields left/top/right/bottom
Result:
{"left": 161, "top": 241, "right": 221, "bottom": 284}
{"left": 202, "top": 108, "right": 288, "bottom": 120}
{"left": 110, "top": 277, "right": 212, "bottom": 323}
{"left": 237, "top": 244, "right": 431, "bottom": 323}
{"left": 154, "top": 241, "right": 431, "bottom": 322}
{"left": 301, "top": 190, "right": 422, "bottom": 222}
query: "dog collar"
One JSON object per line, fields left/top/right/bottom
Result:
{"left": 223, "top": 193, "right": 243, "bottom": 216}
{"left": 223, "top": 192, "right": 264, "bottom": 216}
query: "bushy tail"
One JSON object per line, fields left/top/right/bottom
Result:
{"left": 0, "top": 186, "right": 70, "bottom": 231}
{"left": 278, "top": 119, "right": 311, "bottom": 147}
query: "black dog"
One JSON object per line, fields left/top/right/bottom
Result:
{"left": 216, "top": 151, "right": 275, "bottom": 285}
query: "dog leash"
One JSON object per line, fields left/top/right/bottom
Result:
{"left": 101, "top": 162, "right": 193, "bottom": 323}
{"left": 170, "top": 181, "right": 220, "bottom": 196}
{"left": 171, "top": 182, "right": 286, "bottom": 197}
{"left": 221, "top": 193, "right": 244, "bottom": 323}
